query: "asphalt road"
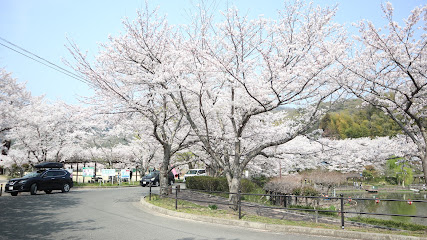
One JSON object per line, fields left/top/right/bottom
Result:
{"left": 0, "top": 186, "right": 341, "bottom": 240}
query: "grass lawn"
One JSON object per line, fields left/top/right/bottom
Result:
{"left": 147, "top": 194, "right": 427, "bottom": 237}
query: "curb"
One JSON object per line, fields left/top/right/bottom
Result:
{"left": 140, "top": 197, "right": 426, "bottom": 240}
{"left": 73, "top": 185, "right": 140, "bottom": 189}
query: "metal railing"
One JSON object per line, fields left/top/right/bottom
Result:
{"left": 150, "top": 185, "right": 427, "bottom": 229}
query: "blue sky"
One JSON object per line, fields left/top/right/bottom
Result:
{"left": 0, "top": 0, "right": 424, "bottom": 104}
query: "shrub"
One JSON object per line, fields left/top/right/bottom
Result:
{"left": 251, "top": 176, "right": 270, "bottom": 188}
{"left": 301, "top": 186, "right": 320, "bottom": 196}
{"left": 217, "top": 178, "right": 229, "bottom": 192}
{"left": 362, "top": 170, "right": 374, "bottom": 181}
{"left": 385, "top": 176, "right": 398, "bottom": 185}
{"left": 186, "top": 176, "right": 256, "bottom": 193}
{"left": 208, "top": 204, "right": 218, "bottom": 210}
{"left": 186, "top": 176, "right": 215, "bottom": 191}
{"left": 292, "top": 187, "right": 301, "bottom": 196}
{"left": 241, "top": 179, "right": 257, "bottom": 193}
{"left": 264, "top": 175, "right": 303, "bottom": 194}
{"left": 292, "top": 186, "right": 319, "bottom": 196}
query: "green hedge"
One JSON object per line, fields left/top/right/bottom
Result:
{"left": 186, "top": 176, "right": 256, "bottom": 193}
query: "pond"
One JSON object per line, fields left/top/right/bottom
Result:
{"left": 340, "top": 191, "right": 427, "bottom": 226}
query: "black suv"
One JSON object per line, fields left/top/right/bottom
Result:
{"left": 140, "top": 170, "right": 175, "bottom": 187}
{"left": 5, "top": 162, "right": 73, "bottom": 196}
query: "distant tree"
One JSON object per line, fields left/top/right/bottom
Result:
{"left": 174, "top": 152, "right": 197, "bottom": 169}
{"left": 342, "top": 3, "right": 427, "bottom": 183}
{"left": 385, "top": 158, "right": 414, "bottom": 186}
{"left": 252, "top": 135, "right": 417, "bottom": 176}
{"left": 319, "top": 102, "right": 401, "bottom": 139}
{"left": 6, "top": 100, "right": 81, "bottom": 164}
{"left": 302, "top": 170, "right": 347, "bottom": 194}
{"left": 264, "top": 175, "right": 303, "bottom": 194}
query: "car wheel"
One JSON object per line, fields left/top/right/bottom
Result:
{"left": 62, "top": 183, "right": 70, "bottom": 193}
{"left": 155, "top": 181, "right": 159, "bottom": 187}
{"left": 169, "top": 180, "right": 174, "bottom": 186}
{"left": 11, "top": 192, "right": 18, "bottom": 196}
{"left": 44, "top": 190, "right": 52, "bottom": 194}
{"left": 30, "top": 183, "right": 38, "bottom": 195}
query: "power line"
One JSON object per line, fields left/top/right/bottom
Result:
{"left": 0, "top": 36, "right": 87, "bottom": 83}
{"left": 0, "top": 42, "right": 85, "bottom": 83}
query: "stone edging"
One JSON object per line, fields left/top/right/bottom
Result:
{"left": 73, "top": 185, "right": 140, "bottom": 189}
{"left": 140, "top": 197, "right": 426, "bottom": 240}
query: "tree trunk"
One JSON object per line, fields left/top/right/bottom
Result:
{"left": 188, "top": 162, "right": 194, "bottom": 170}
{"left": 227, "top": 174, "right": 241, "bottom": 211}
{"left": 138, "top": 155, "right": 152, "bottom": 178}
{"left": 422, "top": 153, "right": 427, "bottom": 185}
{"left": 160, "top": 144, "right": 171, "bottom": 196}
{"left": 139, "top": 168, "right": 146, "bottom": 178}
{"left": 1, "top": 139, "right": 11, "bottom": 155}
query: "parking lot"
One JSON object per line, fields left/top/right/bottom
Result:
{"left": 0, "top": 186, "right": 337, "bottom": 240}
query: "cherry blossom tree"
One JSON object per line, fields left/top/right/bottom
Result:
{"left": 250, "top": 135, "right": 417, "bottom": 177}
{"left": 66, "top": 1, "right": 349, "bottom": 204}
{"left": 0, "top": 149, "right": 31, "bottom": 177}
{"left": 80, "top": 116, "right": 127, "bottom": 167}
{"left": 107, "top": 115, "right": 162, "bottom": 176}
{"left": 67, "top": 1, "right": 349, "bottom": 205}
{"left": 6, "top": 99, "right": 81, "bottom": 164}
{"left": 115, "top": 140, "right": 159, "bottom": 176}
{"left": 0, "top": 68, "right": 32, "bottom": 157}
{"left": 66, "top": 5, "right": 198, "bottom": 195}
{"left": 175, "top": 1, "right": 347, "bottom": 207}
{"left": 341, "top": 3, "right": 427, "bottom": 183}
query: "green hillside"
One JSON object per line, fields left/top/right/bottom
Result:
{"left": 319, "top": 99, "right": 401, "bottom": 139}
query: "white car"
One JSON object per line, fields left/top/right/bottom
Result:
{"left": 183, "top": 169, "right": 206, "bottom": 182}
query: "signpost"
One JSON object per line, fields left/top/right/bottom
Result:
{"left": 120, "top": 169, "right": 130, "bottom": 184}
{"left": 102, "top": 169, "right": 116, "bottom": 184}
{"left": 121, "top": 169, "right": 130, "bottom": 178}
{"left": 82, "top": 167, "right": 94, "bottom": 183}
{"left": 82, "top": 167, "right": 94, "bottom": 177}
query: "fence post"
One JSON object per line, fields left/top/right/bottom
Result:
{"left": 238, "top": 189, "right": 242, "bottom": 219}
{"left": 175, "top": 186, "right": 178, "bottom": 210}
{"left": 0, "top": 184, "right": 2, "bottom": 196}
{"left": 149, "top": 182, "right": 152, "bottom": 201}
{"left": 284, "top": 194, "right": 287, "bottom": 208}
{"left": 340, "top": 193, "right": 344, "bottom": 229}
{"left": 315, "top": 205, "right": 318, "bottom": 223}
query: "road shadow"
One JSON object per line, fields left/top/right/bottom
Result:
{"left": 175, "top": 238, "right": 240, "bottom": 240}
{"left": 0, "top": 190, "right": 100, "bottom": 240}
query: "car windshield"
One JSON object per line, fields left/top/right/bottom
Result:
{"left": 187, "top": 170, "right": 198, "bottom": 174}
{"left": 146, "top": 172, "right": 158, "bottom": 178}
{"left": 22, "top": 171, "right": 41, "bottom": 178}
